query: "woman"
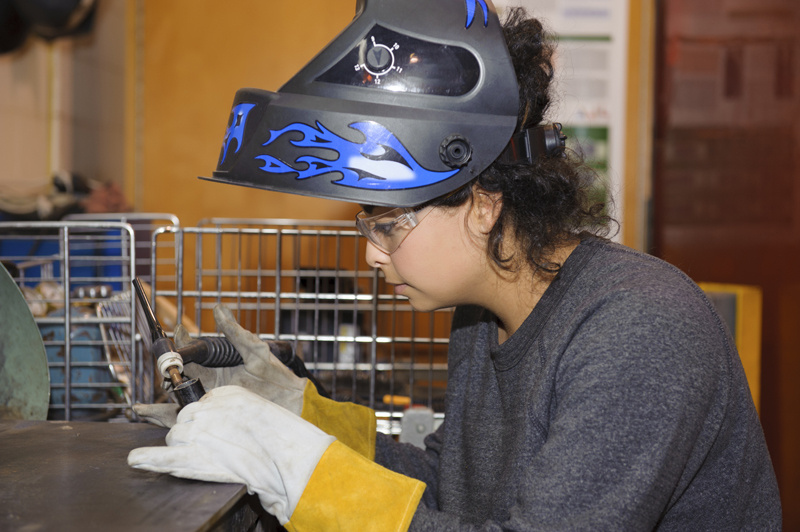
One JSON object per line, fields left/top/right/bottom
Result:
{"left": 130, "top": 1, "right": 781, "bottom": 530}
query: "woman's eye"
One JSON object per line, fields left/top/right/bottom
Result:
{"left": 373, "top": 221, "right": 396, "bottom": 235}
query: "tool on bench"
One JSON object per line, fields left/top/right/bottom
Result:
{"left": 132, "top": 278, "right": 328, "bottom": 408}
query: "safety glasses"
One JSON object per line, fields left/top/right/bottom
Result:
{"left": 355, "top": 206, "right": 433, "bottom": 254}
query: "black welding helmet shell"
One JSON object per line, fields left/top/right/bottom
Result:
{"left": 205, "top": 0, "right": 519, "bottom": 208}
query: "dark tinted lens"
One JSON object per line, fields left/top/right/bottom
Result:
{"left": 316, "top": 24, "right": 480, "bottom": 96}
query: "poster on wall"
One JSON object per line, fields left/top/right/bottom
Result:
{"left": 494, "top": 0, "right": 629, "bottom": 239}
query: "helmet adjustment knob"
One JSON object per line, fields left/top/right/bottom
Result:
{"left": 439, "top": 134, "right": 473, "bottom": 168}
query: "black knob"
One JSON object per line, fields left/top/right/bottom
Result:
{"left": 366, "top": 46, "right": 393, "bottom": 74}
{"left": 439, "top": 134, "right": 473, "bottom": 168}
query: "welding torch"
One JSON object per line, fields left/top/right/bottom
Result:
{"left": 132, "top": 278, "right": 328, "bottom": 408}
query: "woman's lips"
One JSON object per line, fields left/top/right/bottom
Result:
{"left": 393, "top": 283, "right": 407, "bottom": 295}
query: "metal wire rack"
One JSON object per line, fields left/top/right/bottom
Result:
{"left": 62, "top": 212, "right": 181, "bottom": 288}
{"left": 1, "top": 216, "right": 452, "bottom": 434}
{"left": 149, "top": 217, "right": 451, "bottom": 434}
{"left": 0, "top": 220, "right": 139, "bottom": 421}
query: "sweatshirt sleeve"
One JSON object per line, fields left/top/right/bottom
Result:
{"left": 375, "top": 424, "right": 445, "bottom": 510}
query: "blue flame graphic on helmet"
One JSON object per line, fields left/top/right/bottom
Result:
{"left": 465, "top": 0, "right": 489, "bottom": 28}
{"left": 254, "top": 121, "right": 459, "bottom": 191}
{"left": 220, "top": 103, "right": 256, "bottom": 164}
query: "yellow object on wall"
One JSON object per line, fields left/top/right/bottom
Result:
{"left": 698, "top": 282, "right": 763, "bottom": 414}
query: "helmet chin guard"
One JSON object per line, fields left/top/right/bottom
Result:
{"left": 203, "top": 0, "right": 519, "bottom": 207}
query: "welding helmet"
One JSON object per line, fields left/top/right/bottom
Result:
{"left": 204, "top": 0, "right": 521, "bottom": 207}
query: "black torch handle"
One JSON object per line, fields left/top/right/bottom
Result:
{"left": 177, "top": 337, "right": 293, "bottom": 367}
{"left": 177, "top": 337, "right": 243, "bottom": 366}
{"left": 178, "top": 336, "right": 329, "bottom": 398}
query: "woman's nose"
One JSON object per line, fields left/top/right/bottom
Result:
{"left": 364, "top": 241, "right": 389, "bottom": 268}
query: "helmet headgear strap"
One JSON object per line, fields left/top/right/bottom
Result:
{"left": 499, "top": 123, "right": 567, "bottom": 164}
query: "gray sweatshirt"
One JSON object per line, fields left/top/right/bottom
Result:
{"left": 375, "top": 237, "right": 781, "bottom": 530}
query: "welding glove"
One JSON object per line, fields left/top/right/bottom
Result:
{"left": 128, "top": 386, "right": 424, "bottom": 531}
{"left": 134, "top": 305, "right": 377, "bottom": 459}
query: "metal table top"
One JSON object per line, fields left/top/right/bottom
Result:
{"left": 0, "top": 420, "right": 262, "bottom": 531}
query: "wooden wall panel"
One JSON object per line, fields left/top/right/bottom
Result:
{"left": 652, "top": 0, "right": 800, "bottom": 527}
{"left": 129, "top": 0, "right": 359, "bottom": 226}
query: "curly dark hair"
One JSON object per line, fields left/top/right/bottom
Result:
{"left": 429, "top": 7, "right": 616, "bottom": 273}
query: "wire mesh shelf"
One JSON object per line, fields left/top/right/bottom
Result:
{"left": 0, "top": 216, "right": 452, "bottom": 433}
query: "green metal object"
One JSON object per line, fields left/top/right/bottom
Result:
{"left": 0, "top": 262, "right": 50, "bottom": 420}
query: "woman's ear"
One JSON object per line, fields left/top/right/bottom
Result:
{"left": 471, "top": 188, "right": 503, "bottom": 234}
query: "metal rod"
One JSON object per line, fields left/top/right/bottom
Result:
{"left": 132, "top": 278, "right": 165, "bottom": 343}
{"left": 61, "top": 226, "right": 72, "bottom": 421}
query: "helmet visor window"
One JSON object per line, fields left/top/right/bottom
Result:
{"left": 316, "top": 25, "right": 480, "bottom": 96}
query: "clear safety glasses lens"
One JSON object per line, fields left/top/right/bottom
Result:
{"left": 355, "top": 206, "right": 431, "bottom": 254}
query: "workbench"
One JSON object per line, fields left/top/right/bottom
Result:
{"left": 0, "top": 420, "right": 280, "bottom": 531}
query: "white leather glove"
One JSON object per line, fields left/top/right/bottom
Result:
{"left": 128, "top": 385, "right": 335, "bottom": 525}
{"left": 134, "top": 304, "right": 306, "bottom": 427}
